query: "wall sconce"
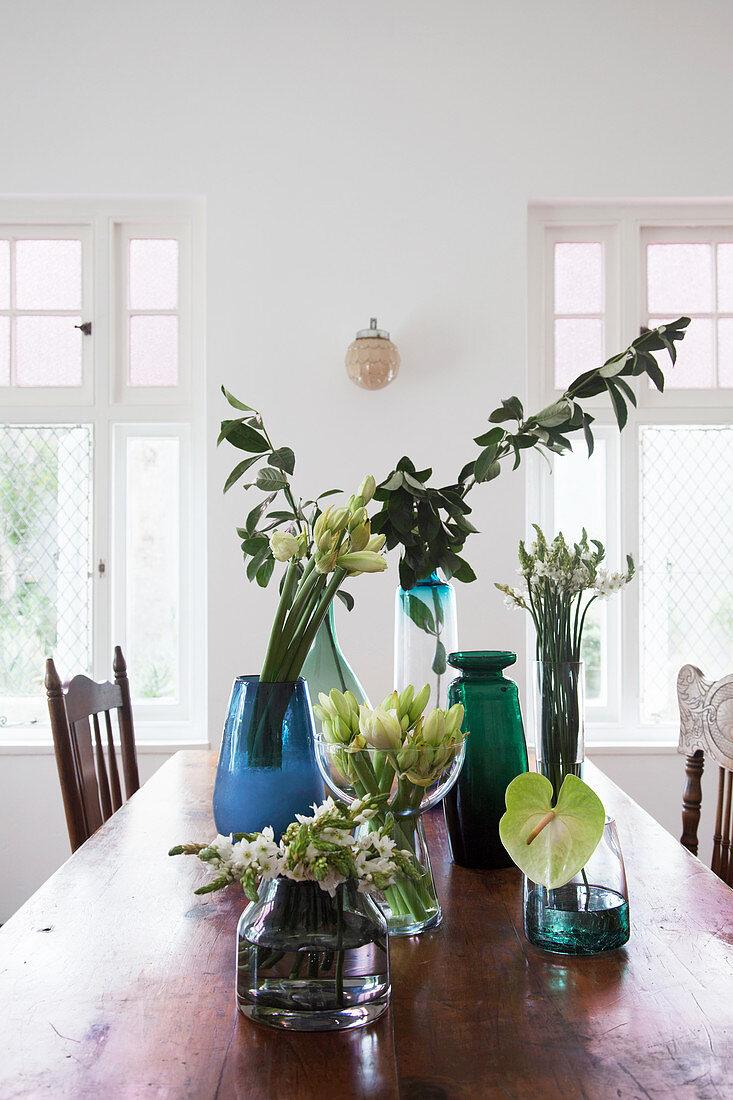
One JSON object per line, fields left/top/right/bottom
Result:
{"left": 345, "top": 318, "right": 400, "bottom": 390}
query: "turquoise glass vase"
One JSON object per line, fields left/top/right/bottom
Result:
{"left": 443, "top": 651, "right": 529, "bottom": 869}
{"left": 302, "top": 604, "right": 370, "bottom": 707}
{"left": 213, "top": 676, "right": 324, "bottom": 840}
{"left": 394, "top": 572, "right": 458, "bottom": 711}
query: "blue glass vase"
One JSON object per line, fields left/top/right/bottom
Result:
{"left": 213, "top": 676, "right": 324, "bottom": 839}
{"left": 394, "top": 572, "right": 458, "bottom": 711}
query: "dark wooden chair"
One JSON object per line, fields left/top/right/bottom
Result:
{"left": 46, "top": 647, "right": 140, "bottom": 852}
{"left": 677, "top": 664, "right": 733, "bottom": 886}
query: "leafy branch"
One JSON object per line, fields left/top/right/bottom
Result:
{"left": 371, "top": 318, "right": 690, "bottom": 592}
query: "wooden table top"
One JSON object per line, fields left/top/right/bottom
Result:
{"left": 1, "top": 750, "right": 732, "bottom": 1099}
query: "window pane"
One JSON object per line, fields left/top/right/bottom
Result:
{"left": 647, "top": 243, "right": 713, "bottom": 314}
{"left": 129, "top": 314, "right": 178, "bottom": 386}
{"left": 0, "top": 425, "right": 92, "bottom": 726}
{"left": 554, "top": 317, "right": 604, "bottom": 390}
{"left": 640, "top": 426, "right": 733, "bottom": 723}
{"left": 15, "top": 316, "right": 83, "bottom": 386}
{"left": 0, "top": 240, "right": 9, "bottom": 309}
{"left": 128, "top": 239, "right": 178, "bottom": 310}
{"left": 15, "top": 239, "right": 82, "bottom": 310}
{"left": 126, "top": 437, "right": 179, "bottom": 702}
{"left": 716, "top": 319, "right": 733, "bottom": 386}
{"left": 0, "top": 316, "right": 9, "bottom": 385}
{"left": 716, "top": 244, "right": 733, "bottom": 312}
{"left": 554, "top": 242, "right": 603, "bottom": 314}
{"left": 553, "top": 440, "right": 608, "bottom": 705}
{"left": 648, "top": 316, "right": 714, "bottom": 388}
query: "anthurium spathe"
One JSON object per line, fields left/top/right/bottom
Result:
{"left": 499, "top": 773, "right": 605, "bottom": 889}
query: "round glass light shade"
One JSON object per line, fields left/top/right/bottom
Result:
{"left": 345, "top": 326, "right": 400, "bottom": 389}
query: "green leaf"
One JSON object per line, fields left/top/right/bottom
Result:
{"left": 255, "top": 556, "right": 275, "bottom": 588}
{"left": 223, "top": 454, "right": 262, "bottom": 493}
{"left": 380, "top": 471, "right": 405, "bottom": 492}
{"left": 431, "top": 639, "right": 447, "bottom": 676}
{"left": 336, "top": 589, "right": 355, "bottom": 612}
{"left": 255, "top": 467, "right": 288, "bottom": 491}
{"left": 489, "top": 396, "right": 524, "bottom": 424}
{"left": 404, "top": 593, "right": 437, "bottom": 635}
{"left": 269, "top": 446, "right": 295, "bottom": 475}
{"left": 219, "top": 420, "right": 270, "bottom": 453}
{"left": 240, "top": 535, "right": 269, "bottom": 557}
{"left": 221, "top": 386, "right": 256, "bottom": 413}
{"left": 603, "top": 379, "right": 627, "bottom": 429}
{"left": 498, "top": 773, "right": 605, "bottom": 889}
{"left": 474, "top": 444, "right": 499, "bottom": 482}
{"left": 473, "top": 426, "right": 505, "bottom": 447}
{"left": 245, "top": 493, "right": 276, "bottom": 535}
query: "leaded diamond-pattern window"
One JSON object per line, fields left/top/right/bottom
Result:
{"left": 0, "top": 425, "right": 92, "bottom": 726}
{"left": 640, "top": 425, "right": 733, "bottom": 722}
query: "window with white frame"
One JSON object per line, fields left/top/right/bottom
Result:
{"left": 528, "top": 202, "right": 733, "bottom": 743}
{"left": 0, "top": 200, "right": 204, "bottom": 743}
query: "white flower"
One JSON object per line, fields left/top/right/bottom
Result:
{"left": 269, "top": 530, "right": 300, "bottom": 562}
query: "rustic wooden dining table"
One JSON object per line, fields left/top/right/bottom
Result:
{"left": 1, "top": 750, "right": 731, "bottom": 1099}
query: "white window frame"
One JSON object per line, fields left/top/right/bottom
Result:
{"left": 528, "top": 200, "right": 733, "bottom": 748}
{"left": 0, "top": 198, "right": 206, "bottom": 751}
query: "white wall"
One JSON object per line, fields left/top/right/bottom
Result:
{"left": 2, "top": 0, "right": 732, "bottom": 920}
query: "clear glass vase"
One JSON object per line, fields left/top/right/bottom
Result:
{"left": 301, "top": 604, "right": 371, "bottom": 707}
{"left": 213, "top": 676, "right": 324, "bottom": 840}
{"left": 395, "top": 572, "right": 458, "bottom": 711}
{"left": 533, "top": 660, "right": 585, "bottom": 799}
{"left": 236, "top": 878, "right": 390, "bottom": 1031}
{"left": 524, "top": 818, "right": 630, "bottom": 955}
{"left": 313, "top": 735, "right": 466, "bottom": 935}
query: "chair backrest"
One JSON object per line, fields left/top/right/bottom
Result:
{"left": 45, "top": 647, "right": 140, "bottom": 852}
{"left": 677, "top": 664, "right": 733, "bottom": 885}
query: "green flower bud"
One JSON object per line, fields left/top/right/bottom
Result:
{"left": 358, "top": 474, "right": 377, "bottom": 504}
{"left": 269, "top": 530, "right": 299, "bottom": 562}
{"left": 408, "top": 683, "right": 431, "bottom": 724}
{"left": 398, "top": 684, "right": 415, "bottom": 716}
{"left": 421, "top": 708, "right": 446, "bottom": 746}
{"left": 336, "top": 550, "right": 388, "bottom": 575}
{"left": 358, "top": 705, "right": 403, "bottom": 750}
{"left": 329, "top": 688, "right": 352, "bottom": 724}
{"left": 348, "top": 522, "right": 370, "bottom": 553}
{"left": 445, "top": 703, "right": 465, "bottom": 737}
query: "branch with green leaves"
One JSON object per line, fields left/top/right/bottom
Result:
{"left": 371, "top": 318, "right": 690, "bottom": 593}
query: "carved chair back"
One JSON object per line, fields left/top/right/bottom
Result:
{"left": 677, "top": 664, "right": 733, "bottom": 885}
{"left": 46, "top": 647, "right": 140, "bottom": 852}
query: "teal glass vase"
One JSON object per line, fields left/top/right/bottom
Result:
{"left": 442, "top": 651, "right": 529, "bottom": 869}
{"left": 394, "top": 572, "right": 458, "bottom": 711}
{"left": 302, "top": 604, "right": 370, "bottom": 707}
{"left": 524, "top": 818, "right": 630, "bottom": 954}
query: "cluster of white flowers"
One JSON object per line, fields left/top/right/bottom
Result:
{"left": 593, "top": 568, "right": 632, "bottom": 598}
{"left": 170, "top": 794, "right": 416, "bottom": 901}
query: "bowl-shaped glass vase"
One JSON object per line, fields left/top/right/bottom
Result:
{"left": 313, "top": 735, "right": 466, "bottom": 935}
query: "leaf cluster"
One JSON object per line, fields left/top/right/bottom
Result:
{"left": 371, "top": 318, "right": 690, "bottom": 589}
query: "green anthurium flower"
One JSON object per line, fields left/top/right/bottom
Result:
{"left": 499, "top": 773, "right": 605, "bottom": 889}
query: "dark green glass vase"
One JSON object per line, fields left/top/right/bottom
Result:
{"left": 443, "top": 651, "right": 528, "bottom": 869}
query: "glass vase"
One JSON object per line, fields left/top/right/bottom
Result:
{"left": 301, "top": 603, "right": 371, "bottom": 707}
{"left": 524, "top": 818, "right": 630, "bottom": 955}
{"left": 213, "top": 676, "right": 324, "bottom": 840}
{"left": 443, "top": 651, "right": 529, "bottom": 869}
{"left": 313, "top": 735, "right": 466, "bottom": 935}
{"left": 533, "top": 660, "right": 585, "bottom": 799}
{"left": 237, "top": 878, "right": 390, "bottom": 1031}
{"left": 395, "top": 571, "right": 458, "bottom": 711}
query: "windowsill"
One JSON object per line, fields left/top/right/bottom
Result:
{"left": 0, "top": 739, "right": 211, "bottom": 755}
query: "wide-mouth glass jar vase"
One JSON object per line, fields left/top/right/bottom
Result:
{"left": 524, "top": 817, "right": 630, "bottom": 955}
{"left": 237, "top": 878, "right": 390, "bottom": 1031}
{"left": 314, "top": 734, "right": 466, "bottom": 935}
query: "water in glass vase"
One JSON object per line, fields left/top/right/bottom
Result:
{"left": 525, "top": 883, "right": 630, "bottom": 955}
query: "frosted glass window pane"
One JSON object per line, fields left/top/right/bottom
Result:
{"left": 15, "top": 315, "right": 82, "bottom": 386}
{"left": 129, "top": 314, "right": 178, "bottom": 386}
{"left": 554, "top": 242, "right": 603, "bottom": 314}
{"left": 554, "top": 318, "right": 604, "bottom": 389}
{"left": 15, "top": 239, "right": 82, "bottom": 310}
{"left": 0, "top": 425, "right": 93, "bottom": 724}
{"left": 716, "top": 319, "right": 733, "bottom": 386}
{"left": 129, "top": 239, "right": 178, "bottom": 310}
{"left": 648, "top": 316, "right": 714, "bottom": 388}
{"left": 0, "top": 240, "right": 9, "bottom": 309}
{"left": 647, "top": 243, "right": 713, "bottom": 314}
{"left": 126, "top": 437, "right": 179, "bottom": 702}
{"left": 716, "top": 244, "right": 733, "bottom": 312}
{"left": 0, "top": 316, "right": 8, "bottom": 385}
{"left": 640, "top": 426, "right": 733, "bottom": 723}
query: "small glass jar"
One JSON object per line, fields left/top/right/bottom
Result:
{"left": 237, "top": 878, "right": 390, "bottom": 1031}
{"left": 524, "top": 818, "right": 630, "bottom": 955}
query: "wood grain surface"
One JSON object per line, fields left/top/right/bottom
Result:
{"left": 1, "top": 751, "right": 731, "bottom": 1099}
